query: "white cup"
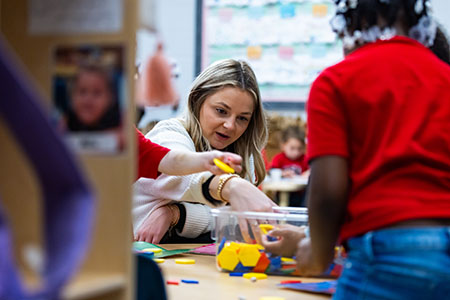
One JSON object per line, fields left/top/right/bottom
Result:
{"left": 270, "top": 168, "right": 282, "bottom": 181}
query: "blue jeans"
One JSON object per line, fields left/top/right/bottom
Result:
{"left": 333, "top": 227, "right": 450, "bottom": 300}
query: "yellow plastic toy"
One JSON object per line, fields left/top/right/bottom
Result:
{"left": 213, "top": 158, "right": 235, "bottom": 174}
{"left": 175, "top": 259, "right": 196, "bottom": 264}
{"left": 217, "top": 246, "right": 239, "bottom": 271}
{"left": 141, "top": 248, "right": 162, "bottom": 253}
{"left": 259, "top": 224, "right": 274, "bottom": 235}
{"left": 237, "top": 244, "right": 261, "bottom": 267}
{"left": 243, "top": 272, "right": 268, "bottom": 280}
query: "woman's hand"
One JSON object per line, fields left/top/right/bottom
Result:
{"left": 221, "top": 177, "right": 277, "bottom": 243}
{"left": 135, "top": 204, "right": 179, "bottom": 244}
{"left": 261, "top": 224, "right": 307, "bottom": 257}
{"left": 223, "top": 177, "right": 276, "bottom": 213}
{"left": 282, "top": 169, "right": 296, "bottom": 178}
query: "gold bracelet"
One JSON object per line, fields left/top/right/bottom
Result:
{"left": 216, "top": 174, "right": 240, "bottom": 203}
{"left": 167, "top": 204, "right": 179, "bottom": 228}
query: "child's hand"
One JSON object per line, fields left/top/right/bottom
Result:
{"left": 296, "top": 237, "right": 323, "bottom": 276}
{"left": 261, "top": 224, "right": 307, "bottom": 257}
{"left": 282, "top": 169, "right": 296, "bottom": 178}
{"left": 205, "top": 151, "right": 242, "bottom": 175}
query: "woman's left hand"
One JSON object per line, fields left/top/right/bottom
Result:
{"left": 135, "top": 205, "right": 174, "bottom": 244}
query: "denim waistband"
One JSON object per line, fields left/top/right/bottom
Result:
{"left": 347, "top": 227, "right": 450, "bottom": 256}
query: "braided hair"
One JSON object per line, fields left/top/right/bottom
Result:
{"left": 330, "top": 0, "right": 436, "bottom": 50}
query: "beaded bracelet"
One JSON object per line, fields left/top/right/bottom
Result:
{"left": 216, "top": 174, "right": 240, "bottom": 202}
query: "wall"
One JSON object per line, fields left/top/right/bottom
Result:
{"left": 432, "top": 0, "right": 450, "bottom": 36}
{"left": 138, "top": 0, "right": 450, "bottom": 126}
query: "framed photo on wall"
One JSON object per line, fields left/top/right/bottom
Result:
{"left": 52, "top": 44, "right": 126, "bottom": 154}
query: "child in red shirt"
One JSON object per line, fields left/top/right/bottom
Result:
{"left": 269, "top": 125, "right": 309, "bottom": 206}
{"left": 269, "top": 125, "right": 309, "bottom": 177}
{"left": 136, "top": 127, "right": 242, "bottom": 180}
{"left": 264, "top": 1, "right": 450, "bottom": 298}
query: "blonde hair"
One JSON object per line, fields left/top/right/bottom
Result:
{"left": 184, "top": 59, "right": 268, "bottom": 185}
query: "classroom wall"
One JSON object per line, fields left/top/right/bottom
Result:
{"left": 432, "top": 0, "right": 450, "bottom": 36}
{"left": 139, "top": 0, "right": 450, "bottom": 126}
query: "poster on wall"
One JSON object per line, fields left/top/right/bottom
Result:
{"left": 28, "top": 0, "right": 123, "bottom": 35}
{"left": 51, "top": 44, "right": 126, "bottom": 154}
{"left": 201, "top": 0, "right": 343, "bottom": 104}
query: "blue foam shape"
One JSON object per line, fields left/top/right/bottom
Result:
{"left": 181, "top": 279, "right": 199, "bottom": 284}
{"left": 218, "top": 237, "right": 226, "bottom": 254}
{"left": 234, "top": 263, "right": 252, "bottom": 272}
{"left": 278, "top": 280, "right": 337, "bottom": 295}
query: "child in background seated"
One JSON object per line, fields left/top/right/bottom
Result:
{"left": 136, "top": 127, "right": 242, "bottom": 180}
{"left": 269, "top": 125, "right": 309, "bottom": 206}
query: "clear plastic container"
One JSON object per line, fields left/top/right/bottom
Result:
{"left": 211, "top": 206, "right": 308, "bottom": 276}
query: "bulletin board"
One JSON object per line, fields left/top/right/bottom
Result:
{"left": 198, "top": 0, "right": 343, "bottom": 105}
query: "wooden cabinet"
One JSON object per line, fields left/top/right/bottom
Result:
{"left": 0, "top": 1, "right": 138, "bottom": 299}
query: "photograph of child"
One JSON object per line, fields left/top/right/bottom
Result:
{"left": 52, "top": 44, "right": 125, "bottom": 153}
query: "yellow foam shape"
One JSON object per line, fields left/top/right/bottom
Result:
{"left": 226, "top": 242, "right": 241, "bottom": 251}
{"left": 243, "top": 273, "right": 268, "bottom": 280}
{"left": 153, "top": 258, "right": 165, "bottom": 263}
{"left": 141, "top": 248, "right": 162, "bottom": 253}
{"left": 259, "top": 224, "right": 274, "bottom": 234}
{"left": 175, "top": 259, "right": 195, "bottom": 264}
{"left": 217, "top": 247, "right": 239, "bottom": 271}
{"left": 255, "top": 244, "right": 265, "bottom": 250}
{"left": 238, "top": 244, "right": 261, "bottom": 267}
{"left": 213, "top": 158, "right": 235, "bottom": 173}
{"left": 281, "top": 257, "right": 295, "bottom": 263}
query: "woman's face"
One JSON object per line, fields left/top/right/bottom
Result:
{"left": 72, "top": 71, "right": 112, "bottom": 126}
{"left": 199, "top": 86, "right": 254, "bottom": 150}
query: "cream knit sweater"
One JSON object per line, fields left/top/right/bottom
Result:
{"left": 133, "top": 118, "right": 256, "bottom": 238}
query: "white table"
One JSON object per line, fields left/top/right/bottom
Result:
{"left": 262, "top": 176, "right": 308, "bottom": 207}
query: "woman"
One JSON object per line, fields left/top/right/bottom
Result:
{"left": 134, "top": 59, "right": 276, "bottom": 243}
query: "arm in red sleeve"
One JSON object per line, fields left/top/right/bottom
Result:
{"left": 136, "top": 127, "right": 170, "bottom": 180}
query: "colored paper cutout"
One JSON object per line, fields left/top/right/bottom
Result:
{"left": 280, "top": 3, "right": 296, "bottom": 19}
{"left": 312, "top": 4, "right": 328, "bottom": 18}
{"left": 279, "top": 280, "right": 337, "bottom": 295}
{"left": 219, "top": 8, "right": 233, "bottom": 22}
{"left": 247, "top": 46, "right": 262, "bottom": 60}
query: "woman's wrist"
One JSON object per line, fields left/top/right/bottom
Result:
{"left": 219, "top": 175, "right": 241, "bottom": 203}
{"left": 167, "top": 204, "right": 180, "bottom": 228}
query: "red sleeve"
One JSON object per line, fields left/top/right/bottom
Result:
{"left": 306, "top": 70, "right": 349, "bottom": 162}
{"left": 136, "top": 127, "right": 170, "bottom": 180}
{"left": 269, "top": 152, "right": 283, "bottom": 169}
{"left": 261, "top": 148, "right": 270, "bottom": 171}
{"left": 300, "top": 154, "right": 309, "bottom": 172}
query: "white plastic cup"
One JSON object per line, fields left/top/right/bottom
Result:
{"left": 270, "top": 168, "right": 282, "bottom": 181}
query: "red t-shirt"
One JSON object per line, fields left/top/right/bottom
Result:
{"left": 269, "top": 152, "right": 309, "bottom": 175}
{"left": 136, "top": 128, "right": 170, "bottom": 180}
{"left": 307, "top": 36, "right": 450, "bottom": 241}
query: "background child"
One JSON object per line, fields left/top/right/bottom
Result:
{"left": 269, "top": 125, "right": 308, "bottom": 177}
{"left": 269, "top": 125, "right": 309, "bottom": 206}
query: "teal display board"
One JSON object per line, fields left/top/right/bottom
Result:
{"left": 200, "top": 0, "right": 343, "bottom": 103}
